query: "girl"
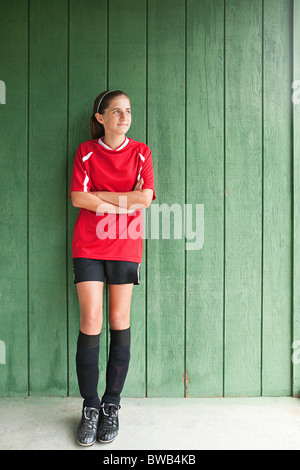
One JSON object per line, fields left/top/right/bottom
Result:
{"left": 69, "top": 90, "right": 156, "bottom": 446}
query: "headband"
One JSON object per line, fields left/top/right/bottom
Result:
{"left": 96, "top": 90, "right": 117, "bottom": 113}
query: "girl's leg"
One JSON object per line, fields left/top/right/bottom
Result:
{"left": 101, "top": 283, "right": 133, "bottom": 405}
{"left": 98, "top": 283, "right": 133, "bottom": 443}
{"left": 77, "top": 280, "right": 104, "bottom": 335}
{"left": 108, "top": 283, "right": 133, "bottom": 330}
{"left": 75, "top": 281, "right": 104, "bottom": 410}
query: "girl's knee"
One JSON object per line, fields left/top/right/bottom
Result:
{"left": 80, "top": 309, "right": 103, "bottom": 335}
{"left": 109, "top": 311, "right": 130, "bottom": 330}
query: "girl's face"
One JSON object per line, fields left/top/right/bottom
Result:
{"left": 95, "top": 95, "right": 132, "bottom": 136}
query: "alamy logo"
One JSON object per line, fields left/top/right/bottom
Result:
{"left": 0, "top": 80, "right": 6, "bottom": 104}
{"left": 292, "top": 80, "right": 300, "bottom": 105}
{"left": 0, "top": 340, "right": 6, "bottom": 364}
{"left": 96, "top": 198, "right": 205, "bottom": 251}
{"left": 292, "top": 340, "right": 300, "bottom": 365}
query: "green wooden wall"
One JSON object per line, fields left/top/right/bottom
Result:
{"left": 0, "top": 0, "right": 299, "bottom": 398}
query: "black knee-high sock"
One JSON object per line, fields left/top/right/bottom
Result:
{"left": 76, "top": 331, "right": 101, "bottom": 410}
{"left": 102, "top": 327, "right": 131, "bottom": 406}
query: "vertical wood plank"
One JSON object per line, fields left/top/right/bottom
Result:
{"left": 224, "top": 0, "right": 262, "bottom": 396}
{"left": 293, "top": 0, "right": 300, "bottom": 396}
{"left": 0, "top": 0, "right": 28, "bottom": 395}
{"left": 29, "top": 0, "right": 68, "bottom": 394}
{"left": 147, "top": 0, "right": 185, "bottom": 397}
{"left": 186, "top": 0, "right": 224, "bottom": 397}
{"left": 262, "top": 0, "right": 292, "bottom": 396}
{"left": 68, "top": 0, "right": 108, "bottom": 397}
{"left": 108, "top": 0, "right": 147, "bottom": 398}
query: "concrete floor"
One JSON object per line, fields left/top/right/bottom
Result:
{"left": 1, "top": 396, "right": 300, "bottom": 450}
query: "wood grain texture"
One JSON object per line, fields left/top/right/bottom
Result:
{"left": 262, "top": 0, "right": 292, "bottom": 396}
{"left": 28, "top": 0, "right": 68, "bottom": 395}
{"left": 186, "top": 0, "right": 224, "bottom": 397}
{"left": 0, "top": 0, "right": 28, "bottom": 395}
{"left": 147, "top": 0, "right": 185, "bottom": 397}
{"left": 224, "top": 0, "right": 263, "bottom": 396}
{"left": 293, "top": 0, "right": 300, "bottom": 396}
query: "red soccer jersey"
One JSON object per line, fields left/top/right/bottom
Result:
{"left": 69, "top": 136, "right": 156, "bottom": 263}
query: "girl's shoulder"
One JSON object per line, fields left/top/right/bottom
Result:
{"left": 128, "top": 138, "right": 151, "bottom": 156}
{"left": 74, "top": 138, "right": 98, "bottom": 156}
{"left": 77, "top": 138, "right": 98, "bottom": 149}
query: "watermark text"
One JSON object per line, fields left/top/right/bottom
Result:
{"left": 0, "top": 80, "right": 6, "bottom": 104}
{"left": 0, "top": 341, "right": 6, "bottom": 364}
{"left": 96, "top": 199, "right": 204, "bottom": 251}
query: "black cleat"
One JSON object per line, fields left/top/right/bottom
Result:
{"left": 76, "top": 407, "right": 99, "bottom": 446}
{"left": 97, "top": 403, "right": 121, "bottom": 443}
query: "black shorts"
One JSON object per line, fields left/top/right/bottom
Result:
{"left": 72, "top": 258, "right": 141, "bottom": 285}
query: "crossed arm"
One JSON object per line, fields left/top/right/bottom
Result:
{"left": 70, "top": 178, "right": 153, "bottom": 214}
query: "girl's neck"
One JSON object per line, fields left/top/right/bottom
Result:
{"left": 102, "top": 133, "right": 126, "bottom": 150}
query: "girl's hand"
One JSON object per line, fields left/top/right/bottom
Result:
{"left": 134, "top": 178, "right": 144, "bottom": 191}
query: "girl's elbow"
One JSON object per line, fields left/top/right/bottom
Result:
{"left": 70, "top": 192, "right": 79, "bottom": 207}
{"left": 142, "top": 189, "right": 153, "bottom": 208}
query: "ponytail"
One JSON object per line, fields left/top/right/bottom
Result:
{"left": 89, "top": 114, "right": 104, "bottom": 139}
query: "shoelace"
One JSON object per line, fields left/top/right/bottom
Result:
{"left": 100, "top": 403, "right": 121, "bottom": 428}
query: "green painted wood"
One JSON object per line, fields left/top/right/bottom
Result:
{"left": 0, "top": 0, "right": 297, "bottom": 399}
{"left": 262, "top": 0, "right": 292, "bottom": 396}
{"left": 147, "top": 0, "right": 185, "bottom": 397}
{"left": 67, "top": 0, "right": 108, "bottom": 397}
{"left": 224, "top": 0, "right": 262, "bottom": 396}
{"left": 186, "top": 0, "right": 224, "bottom": 397}
{"left": 108, "top": 0, "right": 147, "bottom": 398}
{"left": 28, "top": 0, "right": 68, "bottom": 395}
{"left": 0, "top": 0, "right": 28, "bottom": 395}
{"left": 293, "top": 0, "right": 300, "bottom": 397}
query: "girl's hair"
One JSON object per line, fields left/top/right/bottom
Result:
{"left": 89, "top": 90, "right": 130, "bottom": 139}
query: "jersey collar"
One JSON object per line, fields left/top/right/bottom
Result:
{"left": 98, "top": 136, "right": 129, "bottom": 152}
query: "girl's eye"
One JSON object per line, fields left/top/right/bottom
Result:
{"left": 113, "top": 109, "right": 131, "bottom": 114}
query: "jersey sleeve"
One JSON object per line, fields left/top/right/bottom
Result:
{"left": 69, "top": 145, "right": 92, "bottom": 198}
{"left": 140, "top": 148, "right": 156, "bottom": 201}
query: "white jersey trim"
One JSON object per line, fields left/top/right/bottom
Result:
{"left": 137, "top": 153, "right": 145, "bottom": 181}
{"left": 83, "top": 172, "right": 89, "bottom": 192}
{"left": 98, "top": 136, "right": 129, "bottom": 151}
{"left": 82, "top": 151, "right": 93, "bottom": 162}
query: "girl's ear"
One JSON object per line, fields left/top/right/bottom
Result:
{"left": 95, "top": 112, "right": 103, "bottom": 125}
